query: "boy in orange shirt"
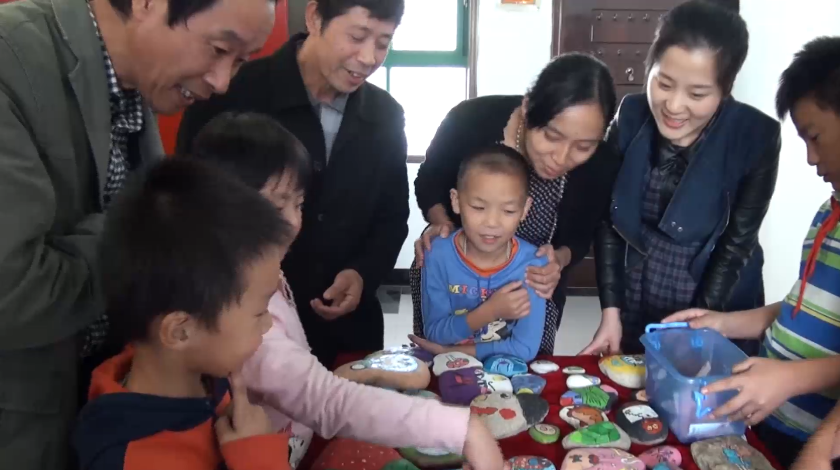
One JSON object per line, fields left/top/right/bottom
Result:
{"left": 73, "top": 158, "right": 294, "bottom": 470}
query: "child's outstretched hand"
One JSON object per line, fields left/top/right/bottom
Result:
{"left": 484, "top": 281, "right": 530, "bottom": 321}
{"left": 462, "top": 416, "right": 509, "bottom": 470}
{"left": 215, "top": 371, "right": 273, "bottom": 445}
{"left": 702, "top": 357, "right": 798, "bottom": 425}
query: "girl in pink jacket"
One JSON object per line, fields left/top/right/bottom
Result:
{"left": 187, "top": 112, "right": 503, "bottom": 470}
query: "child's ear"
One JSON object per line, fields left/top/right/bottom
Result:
{"left": 450, "top": 188, "right": 461, "bottom": 215}
{"left": 521, "top": 196, "right": 533, "bottom": 221}
{"left": 159, "top": 311, "right": 196, "bottom": 350}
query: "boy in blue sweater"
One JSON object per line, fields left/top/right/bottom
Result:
{"left": 410, "top": 145, "right": 547, "bottom": 361}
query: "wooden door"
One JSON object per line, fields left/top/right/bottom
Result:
{"left": 552, "top": 0, "right": 687, "bottom": 295}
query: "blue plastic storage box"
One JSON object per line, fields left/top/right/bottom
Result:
{"left": 640, "top": 322, "right": 749, "bottom": 443}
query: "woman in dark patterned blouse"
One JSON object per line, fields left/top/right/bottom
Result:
{"left": 410, "top": 53, "right": 620, "bottom": 354}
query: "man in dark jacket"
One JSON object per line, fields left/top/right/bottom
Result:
{"left": 0, "top": 0, "right": 276, "bottom": 467}
{"left": 177, "top": 0, "right": 410, "bottom": 368}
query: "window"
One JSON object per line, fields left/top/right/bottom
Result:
{"left": 368, "top": 0, "right": 470, "bottom": 156}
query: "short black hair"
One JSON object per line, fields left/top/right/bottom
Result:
{"left": 100, "top": 158, "right": 293, "bottom": 343}
{"left": 191, "top": 112, "right": 311, "bottom": 192}
{"left": 107, "top": 0, "right": 276, "bottom": 27}
{"left": 701, "top": 0, "right": 739, "bottom": 13}
{"left": 316, "top": 0, "right": 405, "bottom": 29}
{"left": 776, "top": 36, "right": 840, "bottom": 119}
{"left": 525, "top": 52, "right": 616, "bottom": 131}
{"left": 456, "top": 144, "right": 529, "bottom": 194}
{"left": 646, "top": 0, "right": 748, "bottom": 96}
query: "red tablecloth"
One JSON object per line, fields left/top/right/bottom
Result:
{"left": 303, "top": 354, "right": 783, "bottom": 470}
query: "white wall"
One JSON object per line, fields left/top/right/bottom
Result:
{"left": 394, "top": 1, "right": 554, "bottom": 270}
{"left": 732, "top": 0, "right": 840, "bottom": 301}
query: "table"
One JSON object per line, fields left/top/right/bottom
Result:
{"left": 305, "top": 354, "right": 784, "bottom": 470}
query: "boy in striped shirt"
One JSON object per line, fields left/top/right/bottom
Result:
{"left": 664, "top": 36, "right": 840, "bottom": 469}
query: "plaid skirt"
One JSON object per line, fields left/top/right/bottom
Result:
{"left": 621, "top": 166, "right": 704, "bottom": 353}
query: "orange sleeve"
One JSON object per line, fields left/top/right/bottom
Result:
{"left": 221, "top": 433, "right": 290, "bottom": 470}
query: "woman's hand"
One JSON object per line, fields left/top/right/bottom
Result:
{"left": 526, "top": 246, "right": 570, "bottom": 299}
{"left": 579, "top": 308, "right": 622, "bottom": 355}
{"left": 414, "top": 204, "right": 455, "bottom": 268}
{"left": 703, "top": 357, "right": 799, "bottom": 425}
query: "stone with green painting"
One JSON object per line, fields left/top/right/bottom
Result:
{"left": 561, "top": 422, "right": 631, "bottom": 451}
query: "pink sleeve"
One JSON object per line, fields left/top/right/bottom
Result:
{"left": 242, "top": 316, "right": 469, "bottom": 454}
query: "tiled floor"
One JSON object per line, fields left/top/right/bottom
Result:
{"left": 379, "top": 290, "right": 602, "bottom": 356}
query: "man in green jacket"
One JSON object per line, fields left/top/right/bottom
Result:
{"left": 0, "top": 0, "right": 275, "bottom": 467}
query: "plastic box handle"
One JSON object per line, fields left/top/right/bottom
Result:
{"left": 645, "top": 322, "right": 690, "bottom": 334}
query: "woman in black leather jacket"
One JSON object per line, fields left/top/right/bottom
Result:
{"left": 581, "top": 0, "right": 781, "bottom": 355}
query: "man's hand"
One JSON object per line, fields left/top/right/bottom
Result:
{"left": 483, "top": 281, "right": 530, "bottom": 321}
{"left": 215, "top": 372, "right": 273, "bottom": 445}
{"left": 704, "top": 357, "right": 798, "bottom": 425}
{"left": 579, "top": 308, "right": 622, "bottom": 356}
{"left": 662, "top": 308, "right": 728, "bottom": 334}
{"left": 526, "top": 245, "right": 569, "bottom": 299}
{"left": 462, "top": 416, "right": 508, "bottom": 470}
{"left": 311, "top": 269, "right": 363, "bottom": 320}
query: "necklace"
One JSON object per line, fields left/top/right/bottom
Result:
{"left": 515, "top": 119, "right": 567, "bottom": 242}
{"left": 460, "top": 232, "right": 512, "bottom": 265}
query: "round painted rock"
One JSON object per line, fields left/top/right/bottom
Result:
{"left": 529, "top": 424, "right": 561, "bottom": 444}
{"left": 433, "top": 352, "right": 483, "bottom": 376}
{"left": 529, "top": 360, "right": 560, "bottom": 374}
{"left": 565, "top": 374, "right": 601, "bottom": 389}
{"left": 639, "top": 446, "right": 683, "bottom": 469}
{"left": 561, "top": 422, "right": 631, "bottom": 451}
{"left": 690, "top": 436, "right": 775, "bottom": 470}
{"left": 509, "top": 456, "right": 556, "bottom": 470}
{"left": 599, "top": 354, "right": 646, "bottom": 389}
{"left": 560, "top": 448, "right": 644, "bottom": 470}
{"left": 511, "top": 374, "right": 547, "bottom": 395}
{"left": 559, "top": 385, "right": 618, "bottom": 411}
{"left": 335, "top": 354, "right": 430, "bottom": 390}
{"left": 485, "top": 355, "right": 528, "bottom": 377}
{"left": 615, "top": 401, "right": 669, "bottom": 446}
{"left": 470, "top": 392, "right": 550, "bottom": 439}
{"left": 562, "top": 366, "right": 585, "bottom": 375}
{"left": 559, "top": 405, "right": 608, "bottom": 429}
{"left": 652, "top": 464, "right": 682, "bottom": 470}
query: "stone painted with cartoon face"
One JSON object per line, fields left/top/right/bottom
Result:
{"left": 599, "top": 354, "right": 646, "bottom": 389}
{"left": 470, "top": 392, "right": 550, "bottom": 439}
{"left": 485, "top": 355, "right": 528, "bottom": 377}
{"left": 433, "top": 352, "right": 483, "bottom": 376}
{"left": 559, "top": 405, "right": 608, "bottom": 429}
{"left": 439, "top": 367, "right": 513, "bottom": 405}
{"left": 511, "top": 374, "right": 547, "bottom": 394}
{"left": 690, "top": 436, "right": 774, "bottom": 470}
{"left": 559, "top": 385, "right": 618, "bottom": 411}
{"left": 335, "top": 354, "right": 430, "bottom": 390}
{"left": 615, "top": 402, "right": 669, "bottom": 446}
{"left": 559, "top": 448, "right": 645, "bottom": 470}
{"left": 562, "top": 422, "right": 631, "bottom": 451}
{"left": 509, "top": 456, "right": 556, "bottom": 470}
{"left": 639, "top": 446, "right": 682, "bottom": 469}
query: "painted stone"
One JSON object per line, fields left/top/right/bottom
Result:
{"left": 438, "top": 367, "right": 513, "bottom": 405}
{"left": 398, "top": 447, "right": 462, "bottom": 469}
{"left": 470, "top": 392, "right": 549, "bottom": 439}
{"left": 559, "top": 385, "right": 618, "bottom": 411}
{"left": 558, "top": 405, "right": 608, "bottom": 429}
{"left": 599, "top": 354, "right": 646, "bottom": 389}
{"left": 615, "top": 402, "right": 669, "bottom": 446}
{"left": 633, "top": 389, "right": 649, "bottom": 402}
{"left": 566, "top": 374, "right": 601, "bottom": 389}
{"left": 561, "top": 422, "right": 631, "bottom": 451}
{"left": 529, "top": 424, "right": 561, "bottom": 444}
{"left": 690, "top": 436, "right": 775, "bottom": 470}
{"left": 639, "top": 446, "right": 683, "bottom": 469}
{"left": 511, "top": 374, "right": 547, "bottom": 395}
{"left": 562, "top": 366, "right": 586, "bottom": 375}
{"left": 485, "top": 355, "right": 528, "bottom": 377}
{"left": 432, "top": 352, "right": 483, "bottom": 376}
{"left": 652, "top": 464, "right": 682, "bottom": 470}
{"left": 530, "top": 360, "right": 560, "bottom": 374}
{"left": 559, "top": 448, "right": 645, "bottom": 470}
{"left": 509, "top": 456, "right": 556, "bottom": 470}
{"left": 314, "top": 439, "right": 420, "bottom": 470}
{"left": 335, "top": 354, "right": 430, "bottom": 390}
